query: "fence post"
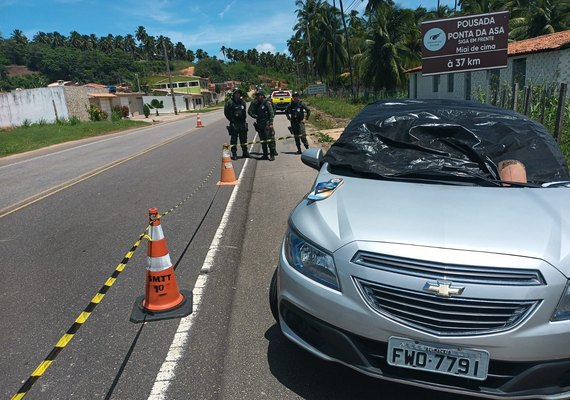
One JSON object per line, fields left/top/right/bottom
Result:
{"left": 540, "top": 86, "right": 547, "bottom": 124}
{"left": 554, "top": 82, "right": 567, "bottom": 142}
{"left": 511, "top": 83, "right": 519, "bottom": 111}
{"left": 523, "top": 86, "right": 531, "bottom": 116}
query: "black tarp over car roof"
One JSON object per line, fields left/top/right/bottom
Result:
{"left": 323, "top": 99, "right": 569, "bottom": 184}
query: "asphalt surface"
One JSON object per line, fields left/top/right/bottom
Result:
{"left": 0, "top": 110, "right": 474, "bottom": 400}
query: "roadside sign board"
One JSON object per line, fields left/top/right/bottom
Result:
{"left": 421, "top": 11, "right": 509, "bottom": 76}
{"left": 307, "top": 84, "right": 327, "bottom": 95}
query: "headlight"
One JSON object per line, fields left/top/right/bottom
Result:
{"left": 552, "top": 281, "right": 570, "bottom": 321}
{"left": 284, "top": 227, "right": 340, "bottom": 290}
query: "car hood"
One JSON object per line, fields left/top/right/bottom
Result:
{"left": 292, "top": 168, "right": 570, "bottom": 277}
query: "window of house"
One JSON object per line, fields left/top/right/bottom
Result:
{"left": 512, "top": 58, "right": 527, "bottom": 88}
{"left": 190, "top": 81, "right": 199, "bottom": 87}
{"left": 433, "top": 75, "right": 440, "bottom": 93}
{"left": 448, "top": 74, "right": 454, "bottom": 92}
{"left": 179, "top": 82, "right": 187, "bottom": 88}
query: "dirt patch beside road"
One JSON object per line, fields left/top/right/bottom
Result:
{"left": 305, "top": 108, "right": 349, "bottom": 151}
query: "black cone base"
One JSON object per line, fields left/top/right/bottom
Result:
{"left": 130, "top": 290, "right": 193, "bottom": 323}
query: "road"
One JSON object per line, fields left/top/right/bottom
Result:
{"left": 1, "top": 110, "right": 471, "bottom": 399}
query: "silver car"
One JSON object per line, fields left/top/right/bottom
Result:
{"left": 269, "top": 100, "right": 570, "bottom": 399}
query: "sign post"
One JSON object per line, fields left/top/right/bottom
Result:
{"left": 307, "top": 84, "right": 327, "bottom": 95}
{"left": 421, "top": 11, "right": 509, "bottom": 76}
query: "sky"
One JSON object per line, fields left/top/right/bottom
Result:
{"left": 0, "top": 0, "right": 457, "bottom": 58}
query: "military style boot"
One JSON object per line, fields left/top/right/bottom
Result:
{"left": 269, "top": 151, "right": 275, "bottom": 161}
{"left": 231, "top": 149, "right": 238, "bottom": 160}
{"left": 242, "top": 148, "right": 250, "bottom": 158}
{"left": 296, "top": 146, "right": 302, "bottom": 155}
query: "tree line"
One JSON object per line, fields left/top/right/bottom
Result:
{"left": 290, "top": 0, "right": 570, "bottom": 95}
{"left": 0, "top": 25, "right": 295, "bottom": 92}
{"left": 1, "top": 0, "right": 569, "bottom": 94}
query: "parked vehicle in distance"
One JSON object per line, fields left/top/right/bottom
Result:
{"left": 270, "top": 99, "right": 570, "bottom": 399}
{"left": 270, "top": 90, "right": 292, "bottom": 113}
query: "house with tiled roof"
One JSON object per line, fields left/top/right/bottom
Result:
{"left": 407, "top": 30, "right": 570, "bottom": 100}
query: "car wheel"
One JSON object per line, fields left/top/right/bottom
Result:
{"left": 269, "top": 268, "right": 279, "bottom": 324}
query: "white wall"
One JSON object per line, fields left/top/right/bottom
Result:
{"left": 409, "top": 48, "right": 570, "bottom": 101}
{"left": 0, "top": 86, "right": 70, "bottom": 128}
{"left": 142, "top": 95, "right": 189, "bottom": 114}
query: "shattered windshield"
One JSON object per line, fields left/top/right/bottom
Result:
{"left": 323, "top": 99, "right": 569, "bottom": 186}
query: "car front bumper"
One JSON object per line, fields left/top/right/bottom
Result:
{"left": 277, "top": 240, "right": 570, "bottom": 399}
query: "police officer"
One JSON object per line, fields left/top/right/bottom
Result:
{"left": 247, "top": 90, "right": 277, "bottom": 161}
{"left": 285, "top": 91, "right": 311, "bottom": 154}
{"left": 224, "top": 89, "right": 249, "bottom": 160}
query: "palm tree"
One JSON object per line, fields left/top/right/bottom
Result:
{"left": 508, "top": 0, "right": 570, "bottom": 39}
{"left": 124, "top": 34, "right": 137, "bottom": 54}
{"left": 51, "top": 32, "right": 66, "bottom": 48}
{"left": 313, "top": 2, "right": 347, "bottom": 87}
{"left": 11, "top": 29, "right": 28, "bottom": 45}
{"left": 187, "top": 49, "right": 195, "bottom": 63}
{"left": 175, "top": 42, "right": 186, "bottom": 60}
{"left": 361, "top": 3, "right": 415, "bottom": 91}
{"left": 458, "top": 0, "right": 506, "bottom": 14}
{"left": 33, "top": 31, "right": 50, "bottom": 45}
{"left": 295, "top": 0, "right": 324, "bottom": 82}
{"left": 69, "top": 31, "right": 83, "bottom": 49}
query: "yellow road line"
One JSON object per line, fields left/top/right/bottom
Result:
{"left": 0, "top": 130, "right": 194, "bottom": 219}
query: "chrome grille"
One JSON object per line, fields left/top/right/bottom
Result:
{"left": 352, "top": 252, "right": 545, "bottom": 286}
{"left": 354, "top": 278, "right": 539, "bottom": 336}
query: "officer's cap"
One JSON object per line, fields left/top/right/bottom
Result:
{"left": 256, "top": 90, "right": 266, "bottom": 97}
{"left": 292, "top": 91, "right": 300, "bottom": 98}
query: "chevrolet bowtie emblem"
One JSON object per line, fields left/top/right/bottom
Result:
{"left": 423, "top": 281, "right": 465, "bottom": 297}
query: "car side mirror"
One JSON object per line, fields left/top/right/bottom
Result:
{"left": 301, "top": 148, "right": 324, "bottom": 170}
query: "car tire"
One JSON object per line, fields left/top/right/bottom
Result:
{"left": 269, "top": 268, "right": 279, "bottom": 324}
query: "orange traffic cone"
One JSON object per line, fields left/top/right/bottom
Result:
{"left": 217, "top": 144, "right": 239, "bottom": 186}
{"left": 196, "top": 113, "right": 204, "bottom": 128}
{"left": 130, "top": 208, "right": 193, "bottom": 323}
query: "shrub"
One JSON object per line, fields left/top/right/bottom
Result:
{"left": 143, "top": 103, "right": 151, "bottom": 118}
{"left": 87, "top": 104, "right": 108, "bottom": 121}
{"left": 120, "top": 105, "right": 130, "bottom": 118}
{"left": 22, "top": 119, "right": 32, "bottom": 128}
{"left": 69, "top": 116, "right": 81, "bottom": 125}
{"left": 149, "top": 99, "right": 164, "bottom": 116}
{"left": 111, "top": 105, "right": 123, "bottom": 121}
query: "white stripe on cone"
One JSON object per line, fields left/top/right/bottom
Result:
{"left": 148, "top": 254, "right": 173, "bottom": 271}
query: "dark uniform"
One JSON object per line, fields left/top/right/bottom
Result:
{"left": 285, "top": 92, "right": 310, "bottom": 154}
{"left": 247, "top": 90, "right": 277, "bottom": 161}
{"left": 224, "top": 89, "right": 249, "bottom": 160}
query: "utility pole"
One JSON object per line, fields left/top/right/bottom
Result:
{"left": 306, "top": 21, "right": 315, "bottom": 83}
{"left": 332, "top": 0, "right": 337, "bottom": 94}
{"left": 163, "top": 41, "right": 178, "bottom": 115}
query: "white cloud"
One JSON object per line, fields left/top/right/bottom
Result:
{"left": 218, "top": 0, "right": 236, "bottom": 19}
{"left": 256, "top": 43, "right": 276, "bottom": 54}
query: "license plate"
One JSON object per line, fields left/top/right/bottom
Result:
{"left": 387, "top": 337, "right": 489, "bottom": 380}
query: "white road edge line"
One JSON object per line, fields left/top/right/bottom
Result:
{"left": 147, "top": 142, "right": 254, "bottom": 400}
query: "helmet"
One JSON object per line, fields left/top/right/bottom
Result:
{"left": 232, "top": 88, "right": 242, "bottom": 96}
{"left": 292, "top": 91, "right": 300, "bottom": 98}
{"left": 256, "top": 90, "right": 266, "bottom": 97}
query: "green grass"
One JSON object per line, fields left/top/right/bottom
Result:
{"left": 305, "top": 96, "right": 365, "bottom": 120}
{"left": 0, "top": 119, "right": 147, "bottom": 157}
